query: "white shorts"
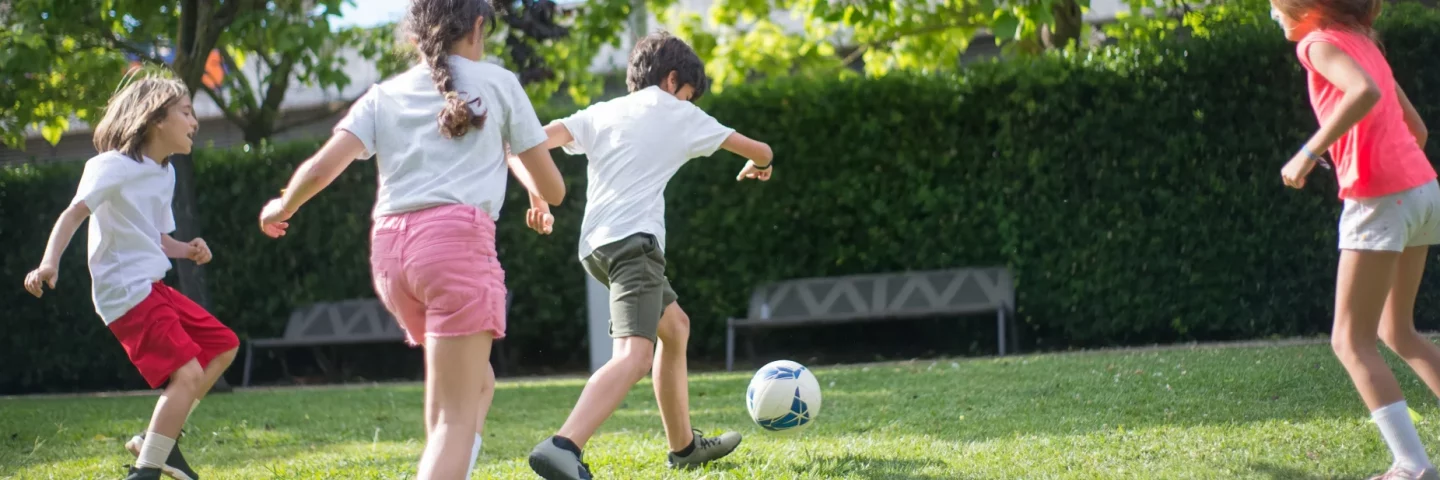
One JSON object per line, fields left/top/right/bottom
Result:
{"left": 1339, "top": 180, "right": 1440, "bottom": 252}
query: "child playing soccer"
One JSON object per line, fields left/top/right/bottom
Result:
{"left": 1271, "top": 0, "right": 1438, "bottom": 478}
{"left": 23, "top": 76, "right": 238, "bottom": 480}
{"left": 257, "top": 0, "right": 565, "bottom": 478}
{"left": 523, "top": 31, "right": 774, "bottom": 480}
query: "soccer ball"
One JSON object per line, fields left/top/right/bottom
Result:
{"left": 745, "top": 360, "right": 822, "bottom": 434}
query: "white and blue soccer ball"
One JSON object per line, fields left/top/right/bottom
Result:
{"left": 745, "top": 360, "right": 822, "bottom": 434}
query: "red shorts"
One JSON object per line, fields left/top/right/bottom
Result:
{"left": 107, "top": 282, "right": 240, "bottom": 388}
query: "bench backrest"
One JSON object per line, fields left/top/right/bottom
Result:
{"left": 280, "top": 293, "right": 513, "bottom": 342}
{"left": 281, "top": 298, "right": 404, "bottom": 342}
{"left": 744, "top": 267, "right": 1014, "bottom": 322}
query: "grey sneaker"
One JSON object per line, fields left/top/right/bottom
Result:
{"left": 1370, "top": 466, "right": 1440, "bottom": 480}
{"left": 125, "top": 432, "right": 199, "bottom": 480}
{"left": 666, "top": 429, "right": 742, "bottom": 469}
{"left": 528, "top": 436, "right": 593, "bottom": 480}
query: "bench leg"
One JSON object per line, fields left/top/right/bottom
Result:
{"left": 493, "top": 340, "right": 507, "bottom": 377}
{"left": 242, "top": 342, "right": 254, "bottom": 387}
{"left": 726, "top": 323, "right": 735, "bottom": 372}
{"left": 997, "top": 309, "right": 1008, "bottom": 356}
{"left": 745, "top": 333, "right": 757, "bottom": 367}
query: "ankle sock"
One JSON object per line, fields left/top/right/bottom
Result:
{"left": 1373, "top": 401, "right": 1435, "bottom": 472}
{"left": 673, "top": 437, "right": 696, "bottom": 457}
{"left": 552, "top": 435, "right": 582, "bottom": 457}
{"left": 136, "top": 432, "right": 176, "bottom": 469}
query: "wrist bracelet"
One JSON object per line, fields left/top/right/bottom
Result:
{"left": 753, "top": 162, "right": 772, "bottom": 171}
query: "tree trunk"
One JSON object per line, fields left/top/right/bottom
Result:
{"left": 1043, "top": 0, "right": 1084, "bottom": 50}
{"left": 171, "top": 0, "right": 246, "bottom": 393}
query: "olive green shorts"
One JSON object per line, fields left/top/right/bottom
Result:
{"left": 581, "top": 233, "right": 678, "bottom": 341}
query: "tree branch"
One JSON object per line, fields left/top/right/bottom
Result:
{"left": 275, "top": 98, "right": 357, "bottom": 132}
{"left": 215, "top": 0, "right": 249, "bottom": 26}
{"left": 202, "top": 85, "right": 251, "bottom": 132}
{"left": 216, "top": 48, "right": 261, "bottom": 113}
{"left": 91, "top": 29, "right": 166, "bottom": 67}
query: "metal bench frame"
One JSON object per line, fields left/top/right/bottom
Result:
{"left": 724, "top": 268, "right": 1015, "bottom": 371}
{"left": 241, "top": 293, "right": 512, "bottom": 386}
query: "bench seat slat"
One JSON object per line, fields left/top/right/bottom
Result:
{"left": 249, "top": 334, "right": 406, "bottom": 348}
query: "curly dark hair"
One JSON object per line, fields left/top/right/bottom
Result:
{"left": 405, "top": 0, "right": 498, "bottom": 138}
{"left": 626, "top": 31, "right": 709, "bottom": 102}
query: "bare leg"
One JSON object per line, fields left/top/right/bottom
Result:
{"left": 555, "top": 337, "right": 655, "bottom": 448}
{"left": 653, "top": 303, "right": 694, "bottom": 452}
{"left": 1333, "top": 249, "right": 1404, "bottom": 409}
{"left": 416, "top": 333, "right": 493, "bottom": 480}
{"left": 146, "top": 360, "right": 206, "bottom": 440}
{"left": 1379, "top": 246, "right": 1440, "bottom": 398}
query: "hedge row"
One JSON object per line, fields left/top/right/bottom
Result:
{"left": 3, "top": 2, "right": 1439, "bottom": 393}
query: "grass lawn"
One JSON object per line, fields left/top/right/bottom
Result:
{"left": 5, "top": 341, "right": 1440, "bottom": 479}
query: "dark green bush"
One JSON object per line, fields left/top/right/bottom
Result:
{"left": 3, "top": 2, "right": 1438, "bottom": 393}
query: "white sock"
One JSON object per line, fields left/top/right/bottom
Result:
{"left": 1373, "top": 401, "right": 1434, "bottom": 471}
{"left": 464, "top": 433, "right": 483, "bottom": 477}
{"left": 136, "top": 432, "right": 176, "bottom": 469}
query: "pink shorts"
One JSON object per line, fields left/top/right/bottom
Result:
{"left": 369, "top": 204, "right": 508, "bottom": 345}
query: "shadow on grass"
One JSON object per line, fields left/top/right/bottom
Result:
{"left": 792, "top": 454, "right": 961, "bottom": 480}
{"left": 1247, "top": 462, "right": 1343, "bottom": 480}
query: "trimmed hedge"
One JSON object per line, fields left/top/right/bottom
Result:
{"left": 3, "top": 2, "right": 1439, "bottom": 393}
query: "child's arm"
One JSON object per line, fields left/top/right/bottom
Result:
{"left": 24, "top": 202, "right": 91, "bottom": 297}
{"left": 506, "top": 122, "right": 573, "bottom": 234}
{"left": 1283, "top": 42, "right": 1384, "bottom": 189}
{"left": 258, "top": 132, "right": 367, "bottom": 238}
{"left": 507, "top": 122, "right": 573, "bottom": 205}
{"left": 160, "top": 235, "right": 212, "bottom": 265}
{"left": 724, "top": 132, "right": 775, "bottom": 182}
{"left": 1397, "top": 85, "right": 1428, "bottom": 149}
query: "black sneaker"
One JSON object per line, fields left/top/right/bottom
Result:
{"left": 125, "top": 432, "right": 199, "bottom": 480}
{"left": 527, "top": 436, "right": 593, "bottom": 480}
{"left": 123, "top": 466, "right": 163, "bottom": 480}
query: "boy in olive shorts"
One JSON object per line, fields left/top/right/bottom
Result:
{"left": 522, "top": 31, "right": 774, "bottom": 480}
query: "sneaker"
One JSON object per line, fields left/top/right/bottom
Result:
{"left": 123, "top": 466, "right": 163, "bottom": 480}
{"left": 666, "top": 429, "right": 742, "bottom": 469}
{"left": 528, "top": 436, "right": 593, "bottom": 480}
{"left": 1370, "top": 466, "right": 1440, "bottom": 480}
{"left": 125, "top": 432, "right": 199, "bottom": 480}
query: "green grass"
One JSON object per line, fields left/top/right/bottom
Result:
{"left": 5, "top": 342, "right": 1440, "bottom": 479}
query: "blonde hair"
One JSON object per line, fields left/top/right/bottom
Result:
{"left": 92, "top": 75, "right": 190, "bottom": 164}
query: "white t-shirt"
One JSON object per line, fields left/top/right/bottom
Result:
{"left": 71, "top": 151, "right": 177, "bottom": 324}
{"left": 560, "top": 86, "right": 736, "bottom": 259}
{"left": 335, "top": 56, "right": 548, "bottom": 220}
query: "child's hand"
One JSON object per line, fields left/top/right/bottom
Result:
{"left": 259, "top": 198, "right": 293, "bottom": 238}
{"left": 736, "top": 161, "right": 772, "bottom": 182}
{"left": 188, "top": 238, "right": 212, "bottom": 265}
{"left": 23, "top": 265, "right": 58, "bottom": 298}
{"left": 1281, "top": 154, "right": 1318, "bottom": 189}
{"left": 526, "top": 195, "right": 554, "bottom": 235}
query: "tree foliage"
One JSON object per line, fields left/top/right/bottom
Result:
{"left": 0, "top": 0, "right": 394, "bottom": 148}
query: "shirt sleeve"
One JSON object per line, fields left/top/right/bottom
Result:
{"left": 71, "top": 155, "right": 127, "bottom": 211}
{"left": 502, "top": 74, "right": 549, "bottom": 155}
{"left": 1296, "top": 30, "right": 1340, "bottom": 72}
{"left": 558, "top": 107, "right": 596, "bottom": 156}
{"left": 334, "top": 85, "right": 380, "bottom": 160}
{"left": 157, "top": 167, "right": 177, "bottom": 234}
{"left": 684, "top": 105, "right": 737, "bottom": 159}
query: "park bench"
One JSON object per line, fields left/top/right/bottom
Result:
{"left": 241, "top": 293, "right": 512, "bottom": 387}
{"left": 725, "top": 267, "right": 1016, "bottom": 371}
